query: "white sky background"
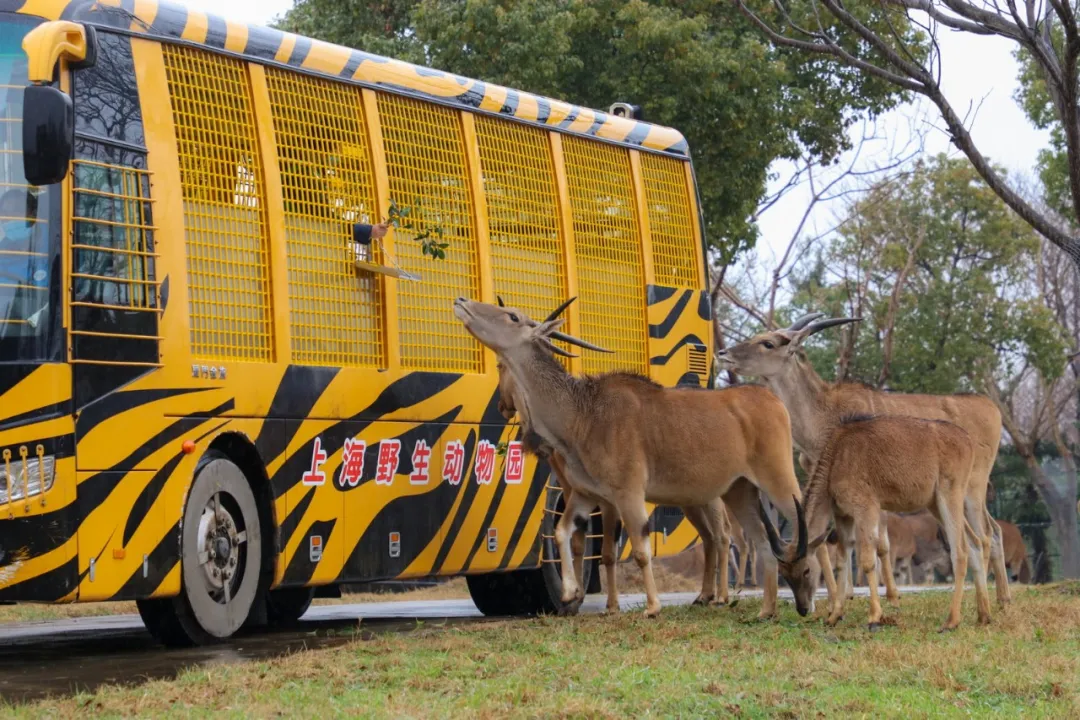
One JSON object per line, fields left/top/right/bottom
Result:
{"left": 177, "top": 1, "right": 1052, "bottom": 284}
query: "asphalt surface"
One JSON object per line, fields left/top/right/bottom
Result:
{"left": 1, "top": 585, "right": 947, "bottom": 704}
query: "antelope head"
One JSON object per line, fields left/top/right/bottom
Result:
{"left": 453, "top": 296, "right": 613, "bottom": 359}
{"left": 717, "top": 312, "right": 861, "bottom": 379}
{"left": 758, "top": 497, "right": 831, "bottom": 616}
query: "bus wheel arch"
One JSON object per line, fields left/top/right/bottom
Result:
{"left": 139, "top": 435, "right": 274, "bottom": 647}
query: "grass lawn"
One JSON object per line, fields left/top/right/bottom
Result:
{"left": 4, "top": 582, "right": 1079, "bottom": 718}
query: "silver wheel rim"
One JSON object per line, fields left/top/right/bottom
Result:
{"left": 182, "top": 459, "right": 261, "bottom": 639}
{"left": 194, "top": 492, "right": 248, "bottom": 605}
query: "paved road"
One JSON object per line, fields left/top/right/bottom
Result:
{"left": 0, "top": 585, "right": 948, "bottom": 703}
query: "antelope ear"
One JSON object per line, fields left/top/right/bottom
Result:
{"left": 535, "top": 318, "right": 566, "bottom": 336}
{"left": 809, "top": 529, "right": 831, "bottom": 552}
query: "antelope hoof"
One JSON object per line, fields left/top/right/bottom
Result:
{"left": 557, "top": 598, "right": 584, "bottom": 617}
{"left": 868, "top": 622, "right": 881, "bottom": 633}
{"left": 938, "top": 619, "right": 960, "bottom": 633}
{"left": 692, "top": 593, "right": 715, "bottom": 607}
{"left": 826, "top": 614, "right": 843, "bottom": 628}
{"left": 604, "top": 603, "right": 621, "bottom": 615}
{"left": 644, "top": 604, "right": 662, "bottom": 619}
{"left": 977, "top": 613, "right": 992, "bottom": 626}
{"left": 887, "top": 595, "right": 901, "bottom": 608}
{"left": 711, "top": 597, "right": 728, "bottom": 608}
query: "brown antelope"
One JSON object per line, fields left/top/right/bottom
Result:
{"left": 760, "top": 414, "right": 989, "bottom": 631}
{"left": 454, "top": 297, "right": 836, "bottom": 618}
{"left": 997, "top": 520, "right": 1031, "bottom": 584}
{"left": 495, "top": 346, "right": 734, "bottom": 611}
{"left": 719, "top": 312, "right": 1010, "bottom": 612}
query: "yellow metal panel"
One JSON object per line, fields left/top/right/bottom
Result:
{"left": 685, "top": 162, "right": 708, "bottom": 294}
{"left": 460, "top": 113, "right": 495, "bottom": 375}
{"left": 376, "top": 93, "right": 481, "bottom": 373}
{"left": 131, "top": 39, "right": 191, "bottom": 370}
{"left": 162, "top": 45, "right": 275, "bottom": 363}
{"left": 630, "top": 151, "right": 656, "bottom": 287}
{"left": 361, "top": 88, "right": 400, "bottom": 373}
{"left": 548, "top": 133, "right": 582, "bottom": 376}
{"left": 561, "top": 136, "right": 648, "bottom": 374}
{"left": 475, "top": 116, "right": 568, "bottom": 326}
{"left": 643, "top": 154, "right": 700, "bottom": 289}
{"left": 248, "top": 64, "right": 292, "bottom": 366}
{"left": 264, "top": 68, "right": 387, "bottom": 368}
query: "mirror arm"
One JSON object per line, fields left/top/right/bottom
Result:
{"left": 23, "top": 21, "right": 96, "bottom": 85}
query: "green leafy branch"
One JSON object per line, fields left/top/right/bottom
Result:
{"left": 386, "top": 199, "right": 449, "bottom": 260}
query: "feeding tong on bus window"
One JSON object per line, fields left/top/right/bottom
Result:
{"left": 351, "top": 222, "right": 420, "bottom": 282}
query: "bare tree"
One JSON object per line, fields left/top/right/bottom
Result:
{"left": 734, "top": 0, "right": 1080, "bottom": 270}
{"left": 711, "top": 119, "right": 923, "bottom": 377}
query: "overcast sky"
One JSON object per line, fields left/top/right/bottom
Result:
{"left": 176, "top": 1, "right": 1051, "bottom": 264}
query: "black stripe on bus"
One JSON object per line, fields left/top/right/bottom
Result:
{"left": 114, "top": 520, "right": 180, "bottom": 599}
{"left": 649, "top": 289, "right": 693, "bottom": 339}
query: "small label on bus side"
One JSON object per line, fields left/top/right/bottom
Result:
{"left": 309, "top": 535, "right": 323, "bottom": 563}
{"left": 389, "top": 532, "right": 401, "bottom": 558}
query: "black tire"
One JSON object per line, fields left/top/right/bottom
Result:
{"left": 466, "top": 486, "right": 594, "bottom": 617}
{"left": 265, "top": 587, "right": 315, "bottom": 627}
{"left": 141, "top": 455, "right": 263, "bottom": 647}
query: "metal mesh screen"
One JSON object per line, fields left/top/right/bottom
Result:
{"left": 474, "top": 116, "right": 567, "bottom": 330}
{"left": 377, "top": 94, "right": 481, "bottom": 373}
{"left": 641, "top": 153, "right": 698, "bottom": 288}
{"left": 266, "top": 69, "right": 385, "bottom": 368}
{"left": 163, "top": 46, "right": 274, "bottom": 362}
{"left": 562, "top": 136, "right": 647, "bottom": 374}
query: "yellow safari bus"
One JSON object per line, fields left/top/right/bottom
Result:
{"left": 0, "top": 0, "right": 713, "bottom": 645}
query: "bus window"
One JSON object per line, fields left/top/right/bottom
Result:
{"left": 0, "top": 14, "right": 59, "bottom": 362}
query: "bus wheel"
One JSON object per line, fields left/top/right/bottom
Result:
{"left": 265, "top": 587, "right": 315, "bottom": 627}
{"left": 144, "top": 457, "right": 262, "bottom": 647}
{"left": 466, "top": 489, "right": 594, "bottom": 617}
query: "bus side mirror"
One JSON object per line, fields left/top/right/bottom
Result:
{"left": 22, "top": 84, "right": 73, "bottom": 187}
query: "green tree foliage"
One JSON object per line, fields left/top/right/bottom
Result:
{"left": 791, "top": 155, "right": 1068, "bottom": 394}
{"left": 274, "top": 0, "right": 911, "bottom": 262}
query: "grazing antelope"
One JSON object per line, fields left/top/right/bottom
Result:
{"left": 760, "top": 414, "right": 988, "bottom": 631}
{"left": 997, "top": 520, "right": 1031, "bottom": 584}
{"left": 496, "top": 346, "right": 734, "bottom": 611}
{"left": 719, "top": 312, "right": 1010, "bottom": 612}
{"left": 454, "top": 297, "right": 836, "bottom": 618}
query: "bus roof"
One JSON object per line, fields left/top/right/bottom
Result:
{"left": 12, "top": 0, "right": 690, "bottom": 157}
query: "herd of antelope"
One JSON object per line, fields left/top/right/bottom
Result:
{"left": 454, "top": 297, "right": 1024, "bottom": 631}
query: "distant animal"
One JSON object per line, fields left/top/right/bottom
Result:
{"left": 997, "top": 520, "right": 1031, "bottom": 584}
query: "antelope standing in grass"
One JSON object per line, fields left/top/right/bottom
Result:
{"left": 760, "top": 414, "right": 987, "bottom": 631}
{"left": 718, "top": 312, "right": 1009, "bottom": 614}
{"left": 455, "top": 297, "right": 836, "bottom": 618}
{"left": 496, "top": 341, "right": 734, "bottom": 611}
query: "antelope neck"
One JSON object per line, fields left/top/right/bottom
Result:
{"left": 499, "top": 342, "right": 580, "bottom": 451}
{"left": 767, "top": 357, "right": 830, "bottom": 460}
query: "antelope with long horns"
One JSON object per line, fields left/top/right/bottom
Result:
{"left": 495, "top": 318, "right": 734, "bottom": 611}
{"left": 718, "top": 311, "right": 1009, "bottom": 616}
{"left": 759, "top": 414, "right": 986, "bottom": 632}
{"left": 454, "top": 297, "right": 836, "bottom": 618}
